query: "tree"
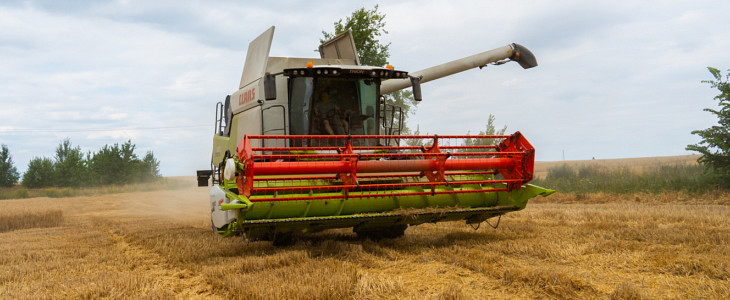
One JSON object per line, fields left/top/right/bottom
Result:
{"left": 403, "top": 124, "right": 429, "bottom": 152}
{"left": 87, "top": 140, "right": 160, "bottom": 185}
{"left": 463, "top": 114, "right": 508, "bottom": 153}
{"left": 321, "top": 5, "right": 390, "bottom": 67}
{"left": 89, "top": 142, "right": 129, "bottom": 185}
{"left": 22, "top": 157, "right": 55, "bottom": 188}
{"left": 53, "top": 139, "right": 87, "bottom": 187}
{"left": 0, "top": 145, "right": 20, "bottom": 187}
{"left": 321, "top": 5, "right": 419, "bottom": 133}
{"left": 686, "top": 67, "right": 730, "bottom": 185}
{"left": 140, "top": 151, "right": 161, "bottom": 181}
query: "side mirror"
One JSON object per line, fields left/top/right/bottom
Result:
{"left": 264, "top": 73, "right": 277, "bottom": 100}
{"left": 409, "top": 76, "right": 423, "bottom": 101}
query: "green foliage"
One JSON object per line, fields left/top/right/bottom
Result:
{"left": 531, "top": 163, "right": 722, "bottom": 194}
{"left": 404, "top": 115, "right": 506, "bottom": 154}
{"left": 2, "top": 178, "right": 187, "bottom": 200}
{"left": 0, "top": 145, "right": 20, "bottom": 187}
{"left": 385, "top": 89, "right": 419, "bottom": 134}
{"left": 141, "top": 151, "right": 161, "bottom": 181}
{"left": 321, "top": 5, "right": 419, "bottom": 133}
{"left": 686, "top": 67, "right": 730, "bottom": 186}
{"left": 463, "top": 115, "right": 508, "bottom": 152}
{"left": 53, "top": 139, "right": 87, "bottom": 187}
{"left": 14, "top": 188, "right": 29, "bottom": 198}
{"left": 321, "top": 5, "right": 390, "bottom": 67}
{"left": 20, "top": 139, "right": 160, "bottom": 188}
{"left": 88, "top": 140, "right": 160, "bottom": 185}
{"left": 22, "top": 157, "right": 55, "bottom": 188}
{"left": 402, "top": 124, "right": 432, "bottom": 152}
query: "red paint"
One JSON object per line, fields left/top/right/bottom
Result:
{"left": 232, "top": 133, "right": 535, "bottom": 200}
{"left": 237, "top": 87, "right": 256, "bottom": 105}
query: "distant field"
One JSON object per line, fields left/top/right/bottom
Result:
{"left": 1, "top": 155, "right": 728, "bottom": 299}
{"left": 534, "top": 154, "right": 700, "bottom": 179}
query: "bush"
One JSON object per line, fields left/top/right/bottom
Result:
{"left": 532, "top": 163, "right": 720, "bottom": 194}
{"left": 14, "top": 188, "right": 29, "bottom": 199}
{"left": 43, "top": 188, "right": 59, "bottom": 198}
{"left": 23, "top": 157, "right": 56, "bottom": 188}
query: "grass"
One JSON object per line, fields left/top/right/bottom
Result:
{"left": 0, "top": 177, "right": 190, "bottom": 200}
{"left": 1, "top": 187, "right": 728, "bottom": 299}
{"left": 531, "top": 163, "right": 725, "bottom": 194}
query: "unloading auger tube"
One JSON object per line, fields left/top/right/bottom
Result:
{"left": 210, "top": 133, "right": 554, "bottom": 241}
{"left": 380, "top": 43, "right": 537, "bottom": 94}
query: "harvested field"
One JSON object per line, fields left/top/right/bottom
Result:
{"left": 1, "top": 156, "right": 728, "bottom": 299}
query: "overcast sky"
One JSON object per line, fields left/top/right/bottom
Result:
{"left": 1, "top": 0, "right": 729, "bottom": 176}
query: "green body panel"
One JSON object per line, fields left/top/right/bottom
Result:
{"left": 217, "top": 182, "right": 553, "bottom": 239}
{"left": 211, "top": 134, "right": 231, "bottom": 169}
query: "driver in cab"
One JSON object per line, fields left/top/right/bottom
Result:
{"left": 314, "top": 91, "right": 349, "bottom": 135}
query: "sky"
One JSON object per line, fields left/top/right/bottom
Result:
{"left": 1, "top": 0, "right": 729, "bottom": 176}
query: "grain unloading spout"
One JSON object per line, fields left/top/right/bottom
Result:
{"left": 380, "top": 43, "right": 537, "bottom": 94}
{"left": 509, "top": 43, "right": 538, "bottom": 69}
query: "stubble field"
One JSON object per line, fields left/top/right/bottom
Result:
{"left": 1, "top": 156, "right": 728, "bottom": 299}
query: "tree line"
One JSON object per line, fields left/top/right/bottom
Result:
{"left": 1, "top": 139, "right": 160, "bottom": 188}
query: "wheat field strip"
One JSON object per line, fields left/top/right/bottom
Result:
{"left": 1, "top": 184, "right": 728, "bottom": 299}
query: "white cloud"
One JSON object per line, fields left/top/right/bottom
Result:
{"left": 1, "top": 0, "right": 729, "bottom": 176}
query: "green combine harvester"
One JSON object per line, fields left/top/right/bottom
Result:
{"left": 197, "top": 26, "right": 553, "bottom": 245}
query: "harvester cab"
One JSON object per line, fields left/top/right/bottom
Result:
{"left": 198, "top": 26, "right": 553, "bottom": 244}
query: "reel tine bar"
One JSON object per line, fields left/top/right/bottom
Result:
{"left": 235, "top": 133, "right": 535, "bottom": 201}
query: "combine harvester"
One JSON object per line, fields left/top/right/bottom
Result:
{"left": 197, "top": 26, "right": 553, "bottom": 245}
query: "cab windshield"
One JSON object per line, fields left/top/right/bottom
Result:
{"left": 289, "top": 77, "right": 377, "bottom": 137}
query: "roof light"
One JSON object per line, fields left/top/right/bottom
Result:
{"left": 386, "top": 65, "right": 393, "bottom": 70}
{"left": 307, "top": 60, "right": 314, "bottom": 68}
